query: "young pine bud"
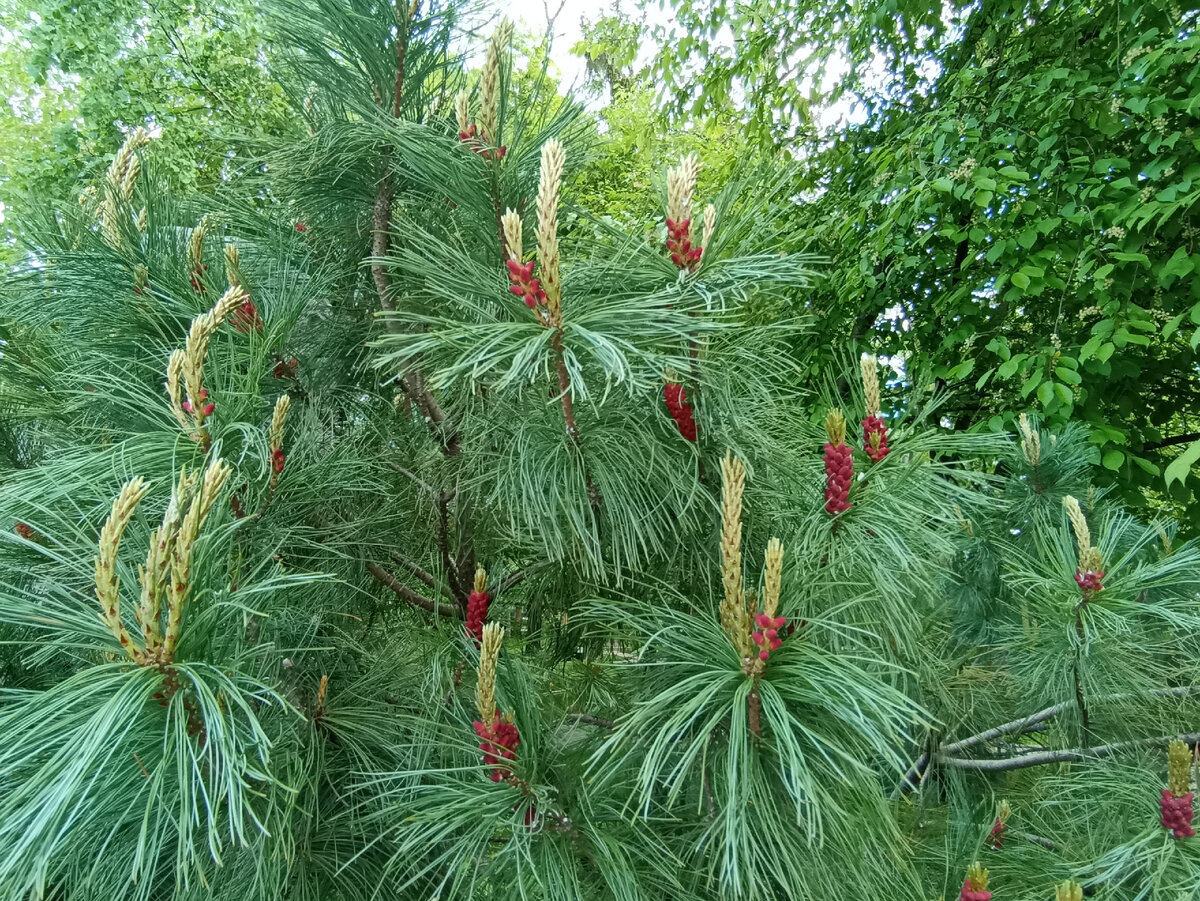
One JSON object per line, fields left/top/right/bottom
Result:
{"left": 95, "top": 477, "right": 150, "bottom": 663}
{"left": 455, "top": 91, "right": 470, "bottom": 136}
{"left": 478, "top": 20, "right": 511, "bottom": 148}
{"left": 700, "top": 203, "right": 716, "bottom": 256}
{"left": 501, "top": 208, "right": 522, "bottom": 263}
{"left": 269, "top": 395, "right": 290, "bottom": 478}
{"left": 535, "top": 139, "right": 565, "bottom": 324}
{"left": 1054, "top": 882, "right": 1083, "bottom": 901}
{"left": 1018, "top": 412, "right": 1041, "bottom": 467}
{"left": 139, "top": 467, "right": 197, "bottom": 658}
{"left": 719, "top": 451, "right": 752, "bottom": 659}
{"left": 762, "top": 538, "right": 783, "bottom": 618}
{"left": 476, "top": 622, "right": 504, "bottom": 725}
{"left": 163, "top": 458, "right": 232, "bottom": 662}
{"left": 224, "top": 244, "right": 241, "bottom": 287}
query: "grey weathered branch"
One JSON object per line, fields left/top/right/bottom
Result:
{"left": 894, "top": 685, "right": 1199, "bottom": 797}
{"left": 937, "top": 732, "right": 1200, "bottom": 772}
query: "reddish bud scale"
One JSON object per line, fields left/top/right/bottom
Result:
{"left": 959, "top": 883, "right": 991, "bottom": 901}
{"left": 751, "top": 612, "right": 788, "bottom": 662}
{"left": 231, "top": 298, "right": 263, "bottom": 333}
{"left": 295, "top": 222, "right": 308, "bottom": 233}
{"left": 189, "top": 263, "right": 209, "bottom": 293}
{"left": 1074, "top": 570, "right": 1105, "bottom": 592}
{"left": 505, "top": 258, "right": 546, "bottom": 311}
{"left": 862, "top": 415, "right": 891, "bottom": 462}
{"left": 181, "top": 388, "right": 210, "bottom": 416}
{"left": 664, "top": 217, "right": 703, "bottom": 270}
{"left": 823, "top": 442, "right": 853, "bottom": 514}
{"left": 662, "top": 383, "right": 698, "bottom": 442}
{"left": 1161, "top": 790, "right": 1196, "bottom": 838}
{"left": 466, "top": 589, "right": 492, "bottom": 644}
{"left": 473, "top": 714, "right": 520, "bottom": 781}
{"left": 986, "top": 819, "right": 1006, "bottom": 850}
{"left": 14, "top": 522, "right": 34, "bottom": 541}
{"left": 272, "top": 448, "right": 286, "bottom": 473}
{"left": 274, "top": 357, "right": 299, "bottom": 379}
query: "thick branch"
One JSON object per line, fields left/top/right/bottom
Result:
{"left": 366, "top": 561, "right": 463, "bottom": 619}
{"left": 937, "top": 732, "right": 1200, "bottom": 772}
{"left": 388, "top": 551, "right": 455, "bottom": 601}
{"left": 1144, "top": 432, "right": 1200, "bottom": 451}
{"left": 894, "top": 685, "right": 1199, "bottom": 796}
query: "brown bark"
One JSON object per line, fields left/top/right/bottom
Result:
{"left": 366, "top": 561, "right": 463, "bottom": 619}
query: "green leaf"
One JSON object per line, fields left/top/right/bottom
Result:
{"left": 1096, "top": 342, "right": 1116, "bottom": 362}
{"left": 1164, "top": 440, "right": 1200, "bottom": 489}
{"left": 1055, "top": 366, "right": 1082, "bottom": 385}
{"left": 1161, "top": 246, "right": 1194, "bottom": 278}
{"left": 1080, "top": 333, "right": 1104, "bottom": 361}
{"left": 1011, "top": 271, "right": 1030, "bottom": 289}
{"left": 1037, "top": 380, "right": 1055, "bottom": 406}
{"left": 1102, "top": 449, "right": 1125, "bottom": 471}
{"left": 997, "top": 353, "right": 1026, "bottom": 378}
{"left": 1053, "top": 382, "right": 1073, "bottom": 405}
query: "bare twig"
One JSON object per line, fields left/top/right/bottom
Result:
{"left": 564, "top": 713, "right": 615, "bottom": 729}
{"left": 937, "top": 732, "right": 1200, "bottom": 772}
{"left": 388, "top": 551, "right": 455, "bottom": 601}
{"left": 366, "top": 561, "right": 463, "bottom": 619}
{"left": 894, "top": 685, "right": 1200, "bottom": 796}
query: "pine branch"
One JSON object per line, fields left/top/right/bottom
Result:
{"left": 895, "top": 685, "right": 1200, "bottom": 795}
{"left": 387, "top": 461, "right": 440, "bottom": 497}
{"left": 436, "top": 490, "right": 465, "bottom": 606}
{"left": 369, "top": 0, "right": 460, "bottom": 456}
{"left": 937, "top": 732, "right": 1200, "bottom": 772}
{"left": 387, "top": 551, "right": 455, "bottom": 602}
{"left": 366, "top": 561, "right": 462, "bottom": 619}
{"left": 564, "top": 713, "right": 615, "bottom": 729}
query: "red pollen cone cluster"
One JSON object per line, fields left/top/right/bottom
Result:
{"left": 751, "top": 612, "right": 787, "bottom": 662}
{"left": 824, "top": 444, "right": 853, "bottom": 515}
{"left": 506, "top": 258, "right": 547, "bottom": 311}
{"left": 862, "top": 414, "right": 891, "bottom": 462}
{"left": 230, "top": 296, "right": 262, "bottom": 333}
{"left": 273, "top": 357, "right": 299, "bottom": 379}
{"left": 1074, "top": 569, "right": 1105, "bottom": 592}
{"left": 466, "top": 588, "right": 492, "bottom": 644}
{"left": 665, "top": 218, "right": 702, "bottom": 271}
{"left": 473, "top": 715, "right": 520, "bottom": 782}
{"left": 181, "top": 389, "right": 215, "bottom": 418}
{"left": 959, "top": 881, "right": 991, "bottom": 901}
{"left": 189, "top": 263, "right": 209, "bottom": 292}
{"left": 458, "top": 124, "right": 507, "bottom": 161}
{"left": 1161, "top": 790, "right": 1195, "bottom": 838}
{"left": 271, "top": 448, "right": 286, "bottom": 473}
{"left": 294, "top": 222, "right": 307, "bottom": 233}
{"left": 662, "top": 383, "right": 698, "bottom": 442}
{"left": 986, "top": 818, "right": 1006, "bottom": 850}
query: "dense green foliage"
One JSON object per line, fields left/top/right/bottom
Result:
{"left": 650, "top": 0, "right": 1200, "bottom": 527}
{"left": 0, "top": 0, "right": 1199, "bottom": 900}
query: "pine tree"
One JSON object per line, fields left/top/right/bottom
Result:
{"left": 1, "top": 2, "right": 1199, "bottom": 900}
